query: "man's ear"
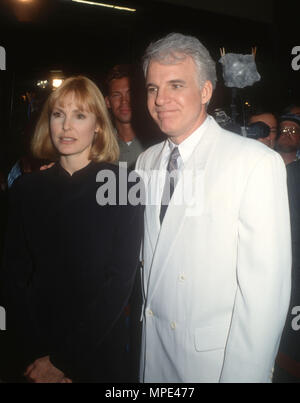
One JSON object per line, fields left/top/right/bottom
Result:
{"left": 201, "top": 80, "right": 213, "bottom": 105}
{"left": 105, "top": 96, "right": 111, "bottom": 109}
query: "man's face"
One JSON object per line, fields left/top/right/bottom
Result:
{"left": 105, "top": 76, "right": 132, "bottom": 124}
{"left": 277, "top": 120, "right": 300, "bottom": 153}
{"left": 146, "top": 56, "right": 212, "bottom": 144}
{"left": 249, "top": 113, "right": 278, "bottom": 149}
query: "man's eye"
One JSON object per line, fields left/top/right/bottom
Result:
{"left": 172, "top": 84, "right": 183, "bottom": 89}
{"left": 147, "top": 87, "right": 157, "bottom": 94}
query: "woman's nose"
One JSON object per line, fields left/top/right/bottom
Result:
{"left": 63, "top": 116, "right": 72, "bottom": 131}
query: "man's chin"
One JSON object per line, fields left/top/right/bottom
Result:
{"left": 116, "top": 116, "right": 132, "bottom": 124}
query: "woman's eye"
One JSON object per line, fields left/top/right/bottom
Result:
{"left": 52, "top": 111, "right": 61, "bottom": 118}
{"left": 77, "top": 113, "right": 86, "bottom": 119}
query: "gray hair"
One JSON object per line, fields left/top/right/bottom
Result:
{"left": 143, "top": 33, "right": 217, "bottom": 90}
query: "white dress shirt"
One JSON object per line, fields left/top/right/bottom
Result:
{"left": 159, "top": 116, "right": 210, "bottom": 201}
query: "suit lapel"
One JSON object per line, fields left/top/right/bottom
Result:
{"left": 146, "top": 118, "right": 221, "bottom": 302}
{"left": 144, "top": 141, "right": 168, "bottom": 257}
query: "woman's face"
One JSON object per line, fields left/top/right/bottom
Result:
{"left": 50, "top": 92, "right": 99, "bottom": 162}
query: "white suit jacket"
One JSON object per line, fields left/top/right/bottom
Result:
{"left": 135, "top": 116, "right": 291, "bottom": 383}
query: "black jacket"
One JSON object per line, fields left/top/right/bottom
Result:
{"left": 1, "top": 161, "right": 144, "bottom": 382}
{"left": 287, "top": 160, "right": 300, "bottom": 292}
{"left": 274, "top": 160, "right": 300, "bottom": 381}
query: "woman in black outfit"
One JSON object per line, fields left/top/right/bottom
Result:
{"left": 1, "top": 76, "right": 144, "bottom": 383}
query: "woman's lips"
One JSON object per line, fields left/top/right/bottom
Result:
{"left": 59, "top": 137, "right": 77, "bottom": 144}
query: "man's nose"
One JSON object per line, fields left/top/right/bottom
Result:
{"left": 155, "top": 88, "right": 169, "bottom": 106}
{"left": 121, "top": 93, "right": 130, "bottom": 105}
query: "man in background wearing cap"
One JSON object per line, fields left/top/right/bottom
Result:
{"left": 276, "top": 114, "right": 300, "bottom": 165}
{"left": 283, "top": 104, "right": 300, "bottom": 160}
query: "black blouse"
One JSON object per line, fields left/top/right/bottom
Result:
{"left": 1, "top": 161, "right": 144, "bottom": 382}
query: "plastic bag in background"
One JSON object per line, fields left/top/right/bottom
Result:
{"left": 219, "top": 53, "right": 261, "bottom": 88}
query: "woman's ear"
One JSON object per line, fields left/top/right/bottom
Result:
{"left": 93, "top": 124, "right": 101, "bottom": 142}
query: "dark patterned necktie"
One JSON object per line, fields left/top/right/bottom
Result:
{"left": 160, "top": 147, "right": 180, "bottom": 224}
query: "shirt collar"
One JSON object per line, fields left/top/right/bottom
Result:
{"left": 167, "top": 115, "right": 210, "bottom": 165}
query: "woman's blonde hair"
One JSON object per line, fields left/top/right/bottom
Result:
{"left": 31, "top": 75, "right": 119, "bottom": 163}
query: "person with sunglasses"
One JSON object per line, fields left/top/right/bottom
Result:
{"left": 276, "top": 114, "right": 300, "bottom": 165}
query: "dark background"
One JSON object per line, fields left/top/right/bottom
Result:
{"left": 0, "top": 0, "right": 299, "bottom": 172}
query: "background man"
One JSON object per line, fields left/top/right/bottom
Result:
{"left": 136, "top": 32, "right": 291, "bottom": 383}
{"left": 283, "top": 104, "right": 300, "bottom": 160}
{"left": 105, "top": 64, "right": 146, "bottom": 170}
{"left": 276, "top": 114, "right": 300, "bottom": 165}
{"left": 248, "top": 108, "right": 278, "bottom": 149}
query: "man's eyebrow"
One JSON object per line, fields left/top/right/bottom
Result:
{"left": 168, "top": 79, "right": 186, "bottom": 84}
{"left": 146, "top": 82, "right": 158, "bottom": 88}
{"left": 146, "top": 79, "right": 186, "bottom": 87}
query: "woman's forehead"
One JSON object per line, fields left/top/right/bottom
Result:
{"left": 54, "top": 91, "right": 90, "bottom": 111}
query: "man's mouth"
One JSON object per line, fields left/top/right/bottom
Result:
{"left": 157, "top": 110, "right": 177, "bottom": 118}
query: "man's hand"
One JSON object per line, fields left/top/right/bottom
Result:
{"left": 24, "top": 355, "right": 72, "bottom": 383}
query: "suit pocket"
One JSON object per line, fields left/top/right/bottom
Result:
{"left": 194, "top": 323, "right": 228, "bottom": 352}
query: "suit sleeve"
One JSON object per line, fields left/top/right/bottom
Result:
{"left": 220, "top": 152, "right": 292, "bottom": 383}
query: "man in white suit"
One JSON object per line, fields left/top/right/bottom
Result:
{"left": 135, "top": 33, "right": 292, "bottom": 383}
